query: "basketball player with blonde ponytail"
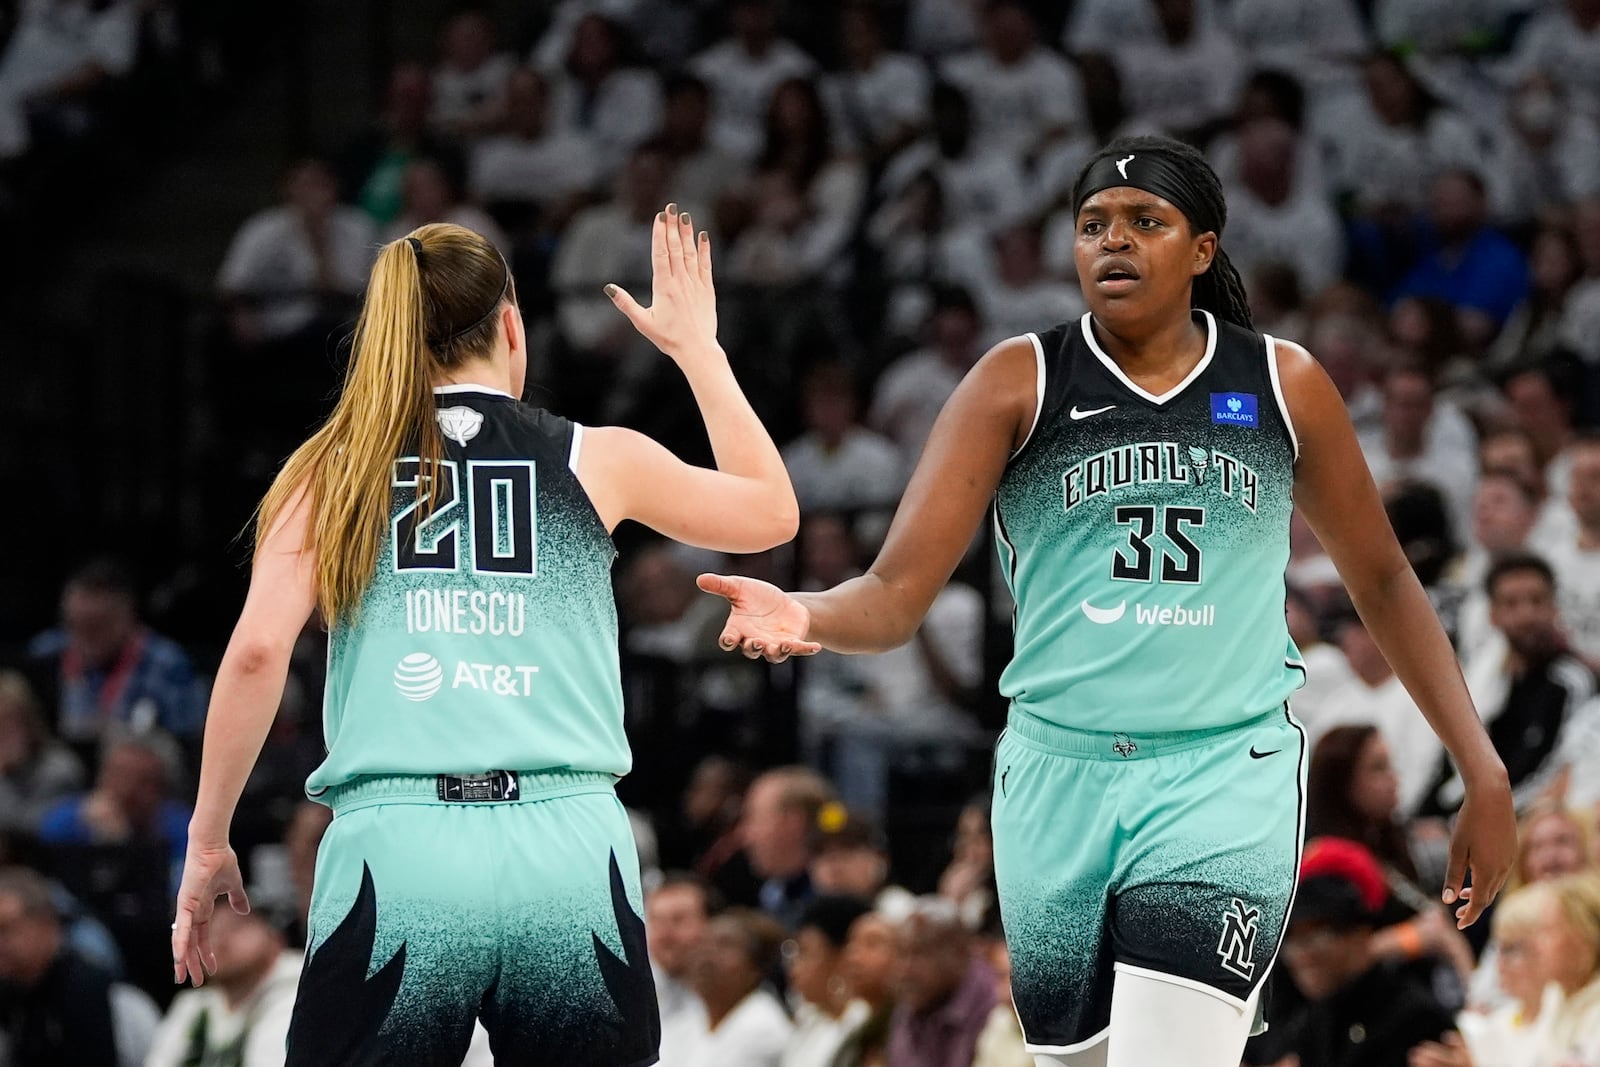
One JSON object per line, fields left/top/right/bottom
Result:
{"left": 173, "top": 207, "right": 796, "bottom": 1064}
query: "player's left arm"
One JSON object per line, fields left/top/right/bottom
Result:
{"left": 1278, "top": 339, "right": 1516, "bottom": 928}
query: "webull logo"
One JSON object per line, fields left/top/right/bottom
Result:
{"left": 1080, "top": 600, "right": 1216, "bottom": 627}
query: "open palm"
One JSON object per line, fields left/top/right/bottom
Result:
{"left": 697, "top": 573, "right": 819, "bottom": 663}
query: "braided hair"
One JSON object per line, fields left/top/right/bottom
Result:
{"left": 1071, "top": 135, "right": 1254, "bottom": 330}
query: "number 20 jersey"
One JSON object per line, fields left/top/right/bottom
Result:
{"left": 306, "top": 386, "right": 626, "bottom": 796}
{"left": 993, "top": 311, "right": 1305, "bottom": 735}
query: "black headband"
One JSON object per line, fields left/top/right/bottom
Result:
{"left": 1073, "top": 151, "right": 1222, "bottom": 236}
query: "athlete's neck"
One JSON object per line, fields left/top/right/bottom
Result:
{"left": 1090, "top": 310, "right": 1208, "bottom": 392}
{"left": 434, "top": 360, "right": 513, "bottom": 397}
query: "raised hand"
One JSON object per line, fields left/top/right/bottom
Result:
{"left": 171, "top": 841, "right": 250, "bottom": 987}
{"left": 697, "top": 573, "right": 820, "bottom": 663}
{"left": 605, "top": 204, "right": 719, "bottom": 370}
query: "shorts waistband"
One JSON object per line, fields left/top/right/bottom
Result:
{"left": 314, "top": 769, "right": 618, "bottom": 814}
{"left": 1004, "top": 706, "right": 1285, "bottom": 761}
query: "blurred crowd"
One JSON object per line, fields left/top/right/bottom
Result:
{"left": 10, "top": 0, "right": 1600, "bottom": 1063}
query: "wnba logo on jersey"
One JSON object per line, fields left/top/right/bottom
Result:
{"left": 1210, "top": 392, "right": 1258, "bottom": 428}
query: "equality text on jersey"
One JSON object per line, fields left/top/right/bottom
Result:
{"left": 1063, "top": 441, "right": 1260, "bottom": 515}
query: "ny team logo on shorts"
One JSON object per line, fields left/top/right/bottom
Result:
{"left": 1216, "top": 898, "right": 1260, "bottom": 980}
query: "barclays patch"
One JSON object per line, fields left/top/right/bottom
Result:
{"left": 1210, "top": 392, "right": 1258, "bottom": 428}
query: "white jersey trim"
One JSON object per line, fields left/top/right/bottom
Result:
{"left": 1012, "top": 332, "right": 1048, "bottom": 458}
{"left": 1080, "top": 309, "right": 1217, "bottom": 405}
{"left": 1021, "top": 1024, "right": 1110, "bottom": 1056}
{"left": 1112, "top": 963, "right": 1249, "bottom": 1011}
{"left": 1264, "top": 335, "right": 1300, "bottom": 462}
{"left": 433, "top": 383, "right": 517, "bottom": 399}
{"left": 568, "top": 422, "right": 584, "bottom": 475}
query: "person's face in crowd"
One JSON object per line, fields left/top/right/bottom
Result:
{"left": 1364, "top": 55, "right": 1420, "bottom": 126}
{"left": 841, "top": 913, "right": 898, "bottom": 1005}
{"left": 803, "top": 380, "right": 859, "bottom": 440}
{"left": 732, "top": 0, "right": 777, "bottom": 50}
{"left": 1237, "top": 118, "right": 1295, "bottom": 206}
{"left": 1155, "top": 0, "right": 1195, "bottom": 43}
{"left": 62, "top": 585, "right": 136, "bottom": 668}
{"left": 645, "top": 884, "right": 709, "bottom": 979}
{"left": 1494, "top": 924, "right": 1544, "bottom": 1011}
{"left": 1523, "top": 812, "right": 1588, "bottom": 883}
{"left": 1338, "top": 620, "right": 1391, "bottom": 687}
{"left": 931, "top": 304, "right": 981, "bottom": 365}
{"left": 101, "top": 743, "right": 168, "bottom": 828}
{"left": 505, "top": 68, "right": 549, "bottom": 139}
{"left": 286, "top": 162, "right": 339, "bottom": 223}
{"left": 1510, "top": 74, "right": 1563, "bottom": 142}
{"left": 207, "top": 907, "right": 283, "bottom": 991}
{"left": 786, "top": 926, "right": 841, "bottom": 1008}
{"left": 0, "top": 695, "right": 35, "bottom": 773}
{"left": 1307, "top": 311, "right": 1376, "bottom": 400}
{"left": 982, "top": 2, "right": 1034, "bottom": 64}
{"left": 1531, "top": 895, "right": 1600, "bottom": 994}
{"left": 1571, "top": 445, "right": 1600, "bottom": 530}
{"left": 812, "top": 843, "right": 888, "bottom": 898}
{"left": 684, "top": 759, "right": 739, "bottom": 827}
{"left": 740, "top": 778, "right": 810, "bottom": 879}
{"left": 1531, "top": 226, "right": 1582, "bottom": 297}
{"left": 802, "top": 515, "right": 859, "bottom": 587}
{"left": 995, "top": 226, "right": 1044, "bottom": 287}
{"left": 1489, "top": 567, "right": 1561, "bottom": 661}
{"left": 623, "top": 148, "right": 672, "bottom": 221}
{"left": 689, "top": 916, "right": 762, "bottom": 1004}
{"left": 952, "top": 807, "right": 993, "bottom": 871}
{"left": 0, "top": 893, "right": 59, "bottom": 987}
{"left": 1471, "top": 477, "right": 1535, "bottom": 553}
{"left": 568, "top": 15, "right": 618, "bottom": 81}
{"left": 1380, "top": 370, "right": 1433, "bottom": 449}
{"left": 1285, "top": 592, "right": 1319, "bottom": 648}
{"left": 442, "top": 12, "right": 495, "bottom": 70}
{"left": 771, "top": 80, "right": 821, "bottom": 140}
{"left": 620, "top": 549, "right": 694, "bottom": 626}
{"left": 385, "top": 62, "right": 433, "bottom": 133}
{"left": 1570, "top": 0, "right": 1600, "bottom": 30}
{"left": 663, "top": 84, "right": 710, "bottom": 146}
{"left": 841, "top": 8, "right": 882, "bottom": 67}
{"left": 1507, "top": 372, "right": 1572, "bottom": 449}
{"left": 1480, "top": 432, "right": 1542, "bottom": 491}
{"left": 401, "top": 161, "right": 454, "bottom": 221}
{"left": 1074, "top": 187, "right": 1216, "bottom": 333}
{"left": 1431, "top": 172, "right": 1488, "bottom": 244}
{"left": 1348, "top": 734, "right": 1400, "bottom": 826}
{"left": 1282, "top": 920, "right": 1370, "bottom": 1001}
{"left": 894, "top": 915, "right": 970, "bottom": 1013}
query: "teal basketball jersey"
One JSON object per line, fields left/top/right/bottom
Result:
{"left": 306, "top": 385, "right": 627, "bottom": 796}
{"left": 994, "top": 311, "right": 1305, "bottom": 734}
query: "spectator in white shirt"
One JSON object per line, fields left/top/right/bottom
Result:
{"left": 0, "top": 0, "right": 143, "bottom": 135}
{"left": 1491, "top": 223, "right": 1587, "bottom": 377}
{"left": 1501, "top": 0, "right": 1600, "bottom": 116}
{"left": 1222, "top": 117, "right": 1345, "bottom": 298}
{"left": 782, "top": 895, "right": 875, "bottom": 1067}
{"left": 690, "top": 0, "right": 817, "bottom": 161}
{"left": 1225, "top": 0, "right": 1369, "bottom": 99}
{"left": 940, "top": 0, "right": 1086, "bottom": 160}
{"left": 1063, "top": 0, "right": 1221, "bottom": 53}
{"left": 429, "top": 9, "right": 517, "bottom": 139}
{"left": 1112, "top": 0, "right": 1244, "bottom": 140}
{"left": 906, "top": 0, "right": 981, "bottom": 57}
{"left": 217, "top": 159, "right": 377, "bottom": 345}
{"left": 1448, "top": 473, "right": 1541, "bottom": 666}
{"left": 1484, "top": 73, "right": 1600, "bottom": 229}
{"left": 339, "top": 62, "right": 463, "bottom": 229}
{"left": 1358, "top": 366, "right": 1478, "bottom": 537}
{"left": 143, "top": 907, "right": 300, "bottom": 1067}
{"left": 543, "top": 13, "right": 663, "bottom": 178}
{"left": 648, "top": 873, "right": 715, "bottom": 1067}
{"left": 658, "top": 73, "right": 748, "bottom": 222}
{"left": 468, "top": 66, "right": 602, "bottom": 224}
{"left": 870, "top": 285, "right": 985, "bottom": 477}
{"left": 383, "top": 157, "right": 507, "bottom": 252}
{"left": 971, "top": 222, "right": 1085, "bottom": 347}
{"left": 1506, "top": 365, "right": 1579, "bottom": 529}
{"left": 1540, "top": 436, "right": 1600, "bottom": 664}
{"left": 781, "top": 363, "right": 905, "bottom": 515}
{"left": 824, "top": 5, "right": 930, "bottom": 163}
{"left": 683, "top": 909, "right": 794, "bottom": 1066}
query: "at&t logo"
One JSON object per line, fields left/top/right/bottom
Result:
{"left": 393, "top": 652, "right": 444, "bottom": 701}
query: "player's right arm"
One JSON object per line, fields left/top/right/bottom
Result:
{"left": 580, "top": 205, "right": 799, "bottom": 554}
{"left": 700, "top": 336, "right": 1037, "bottom": 659}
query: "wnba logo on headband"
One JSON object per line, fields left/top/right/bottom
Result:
{"left": 1116, "top": 155, "right": 1134, "bottom": 179}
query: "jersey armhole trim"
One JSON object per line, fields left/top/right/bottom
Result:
{"left": 1011, "top": 332, "right": 1047, "bottom": 460}
{"left": 568, "top": 422, "right": 584, "bottom": 475}
{"left": 1264, "top": 334, "right": 1300, "bottom": 463}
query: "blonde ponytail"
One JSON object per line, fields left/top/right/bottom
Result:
{"left": 257, "top": 224, "right": 511, "bottom": 624}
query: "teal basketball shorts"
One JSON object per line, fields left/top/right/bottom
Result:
{"left": 286, "top": 770, "right": 660, "bottom": 1067}
{"left": 991, "top": 706, "right": 1307, "bottom": 1056}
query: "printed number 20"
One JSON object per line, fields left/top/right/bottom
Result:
{"left": 1111, "top": 505, "right": 1203, "bottom": 584}
{"left": 392, "top": 458, "right": 538, "bottom": 576}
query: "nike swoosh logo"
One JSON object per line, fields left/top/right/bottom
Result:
{"left": 1069, "top": 404, "right": 1117, "bottom": 420}
{"left": 1080, "top": 599, "right": 1126, "bottom": 624}
{"left": 1249, "top": 747, "right": 1280, "bottom": 759}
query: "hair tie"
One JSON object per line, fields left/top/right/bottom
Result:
{"left": 405, "top": 236, "right": 423, "bottom": 257}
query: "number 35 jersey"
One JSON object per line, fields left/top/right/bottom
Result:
{"left": 306, "top": 385, "right": 626, "bottom": 796}
{"left": 994, "top": 310, "right": 1305, "bottom": 735}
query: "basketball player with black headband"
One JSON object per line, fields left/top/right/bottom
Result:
{"left": 699, "top": 135, "right": 1518, "bottom": 1066}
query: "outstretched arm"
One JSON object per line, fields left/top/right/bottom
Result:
{"left": 1280, "top": 339, "right": 1515, "bottom": 927}
{"left": 701, "top": 336, "right": 1036, "bottom": 657}
{"left": 580, "top": 205, "right": 798, "bottom": 553}
{"left": 173, "top": 485, "right": 317, "bottom": 985}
